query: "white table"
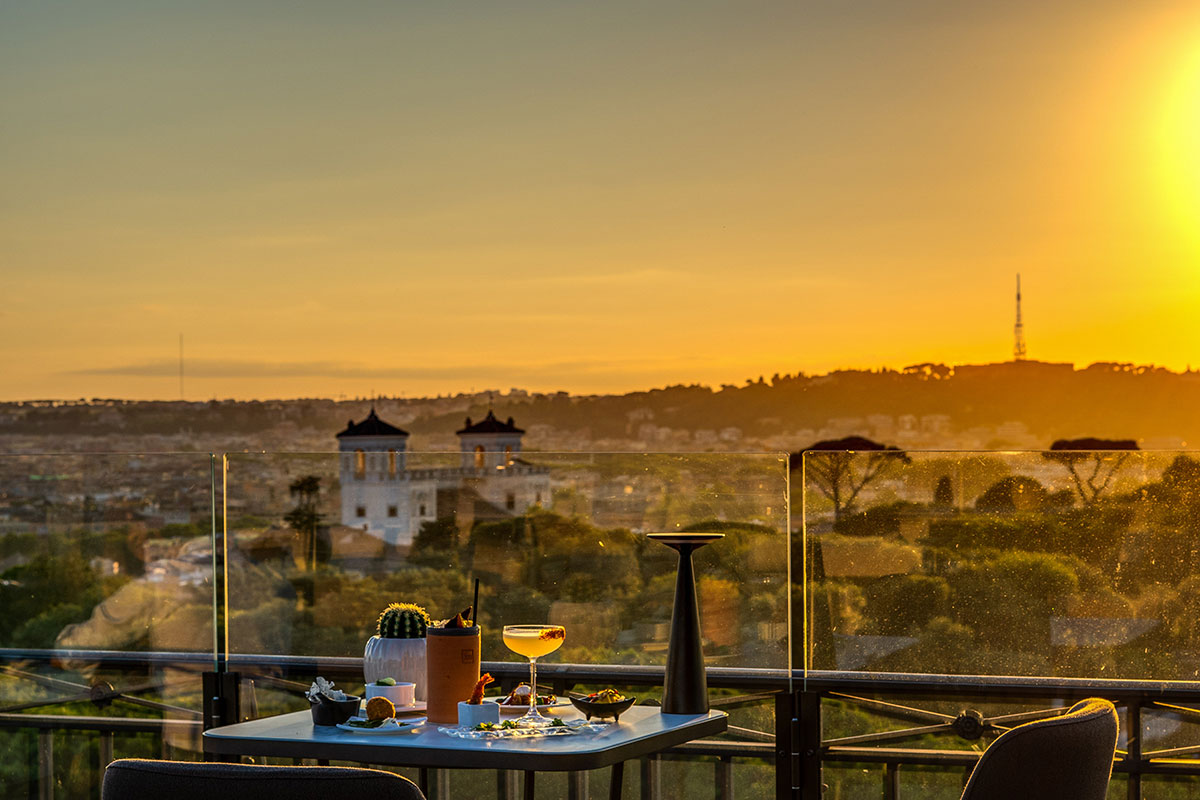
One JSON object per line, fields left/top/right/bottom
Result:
{"left": 203, "top": 705, "right": 727, "bottom": 799}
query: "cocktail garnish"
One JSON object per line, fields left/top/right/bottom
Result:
{"left": 442, "top": 605, "right": 474, "bottom": 628}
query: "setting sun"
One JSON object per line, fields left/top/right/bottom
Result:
{"left": 1154, "top": 40, "right": 1200, "bottom": 251}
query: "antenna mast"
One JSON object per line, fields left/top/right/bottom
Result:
{"left": 1013, "top": 274, "right": 1027, "bottom": 361}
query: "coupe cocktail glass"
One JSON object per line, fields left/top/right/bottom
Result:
{"left": 502, "top": 624, "right": 565, "bottom": 728}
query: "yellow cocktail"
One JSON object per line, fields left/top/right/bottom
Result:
{"left": 502, "top": 624, "right": 566, "bottom": 727}
{"left": 502, "top": 625, "right": 565, "bottom": 659}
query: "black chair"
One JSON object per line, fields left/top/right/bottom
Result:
{"left": 102, "top": 758, "right": 425, "bottom": 800}
{"left": 961, "top": 697, "right": 1119, "bottom": 800}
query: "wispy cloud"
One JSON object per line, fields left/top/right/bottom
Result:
{"left": 513, "top": 268, "right": 685, "bottom": 287}
{"left": 66, "top": 356, "right": 711, "bottom": 383}
{"left": 220, "top": 234, "right": 337, "bottom": 248}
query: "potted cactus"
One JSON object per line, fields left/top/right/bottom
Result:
{"left": 364, "top": 602, "right": 430, "bottom": 701}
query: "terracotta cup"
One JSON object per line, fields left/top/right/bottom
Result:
{"left": 425, "top": 626, "right": 481, "bottom": 723}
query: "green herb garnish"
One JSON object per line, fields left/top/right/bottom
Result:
{"left": 550, "top": 719, "right": 566, "bottom": 728}
{"left": 347, "top": 718, "right": 387, "bottom": 728}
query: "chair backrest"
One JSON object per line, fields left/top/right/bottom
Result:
{"left": 102, "top": 758, "right": 425, "bottom": 800}
{"left": 961, "top": 698, "right": 1119, "bottom": 800}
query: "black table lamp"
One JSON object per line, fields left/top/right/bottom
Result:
{"left": 647, "top": 532, "right": 724, "bottom": 714}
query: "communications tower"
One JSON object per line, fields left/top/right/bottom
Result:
{"left": 1013, "top": 274, "right": 1027, "bottom": 361}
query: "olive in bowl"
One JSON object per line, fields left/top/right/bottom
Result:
{"left": 569, "top": 689, "right": 636, "bottom": 722}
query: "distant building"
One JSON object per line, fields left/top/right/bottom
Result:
{"left": 337, "top": 408, "right": 550, "bottom": 548}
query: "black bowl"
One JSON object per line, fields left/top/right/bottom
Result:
{"left": 569, "top": 694, "right": 636, "bottom": 722}
{"left": 310, "top": 695, "right": 362, "bottom": 726}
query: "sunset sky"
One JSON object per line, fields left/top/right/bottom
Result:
{"left": 2, "top": 1, "right": 1199, "bottom": 400}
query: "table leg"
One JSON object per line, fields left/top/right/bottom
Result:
{"left": 639, "top": 757, "right": 659, "bottom": 800}
{"left": 524, "top": 770, "right": 536, "bottom": 800}
{"left": 610, "top": 761, "right": 625, "bottom": 800}
{"left": 568, "top": 770, "right": 589, "bottom": 800}
{"left": 498, "top": 770, "right": 520, "bottom": 800}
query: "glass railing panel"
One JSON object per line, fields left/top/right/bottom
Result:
{"left": 221, "top": 451, "right": 789, "bottom": 717}
{"left": 801, "top": 449, "right": 1200, "bottom": 681}
{"left": 0, "top": 452, "right": 214, "bottom": 796}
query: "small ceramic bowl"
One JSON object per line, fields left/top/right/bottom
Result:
{"left": 569, "top": 694, "right": 636, "bottom": 722}
{"left": 310, "top": 695, "right": 362, "bottom": 726}
{"left": 365, "top": 682, "right": 416, "bottom": 708}
{"left": 458, "top": 700, "right": 501, "bottom": 727}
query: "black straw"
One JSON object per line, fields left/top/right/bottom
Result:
{"left": 472, "top": 578, "right": 480, "bottom": 627}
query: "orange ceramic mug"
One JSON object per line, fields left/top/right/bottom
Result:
{"left": 425, "top": 626, "right": 480, "bottom": 724}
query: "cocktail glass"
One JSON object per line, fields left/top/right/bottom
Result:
{"left": 502, "top": 624, "right": 565, "bottom": 728}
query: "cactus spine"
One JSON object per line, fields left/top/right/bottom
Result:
{"left": 376, "top": 603, "right": 430, "bottom": 639}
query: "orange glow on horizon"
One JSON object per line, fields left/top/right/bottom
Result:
{"left": 1, "top": 2, "right": 1199, "bottom": 401}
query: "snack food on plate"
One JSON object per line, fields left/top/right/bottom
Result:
{"left": 583, "top": 689, "right": 626, "bottom": 703}
{"left": 500, "top": 682, "right": 556, "bottom": 706}
{"left": 366, "top": 696, "right": 396, "bottom": 721}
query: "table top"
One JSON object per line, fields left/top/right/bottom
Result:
{"left": 203, "top": 705, "right": 726, "bottom": 772}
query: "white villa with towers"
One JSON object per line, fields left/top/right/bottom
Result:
{"left": 336, "top": 408, "right": 550, "bottom": 548}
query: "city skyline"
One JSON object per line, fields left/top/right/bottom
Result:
{"left": 3, "top": 1, "right": 1199, "bottom": 401}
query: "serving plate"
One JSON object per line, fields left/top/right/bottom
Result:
{"left": 336, "top": 716, "right": 426, "bottom": 734}
{"left": 486, "top": 696, "right": 571, "bottom": 715}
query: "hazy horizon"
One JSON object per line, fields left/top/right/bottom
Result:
{"left": 3, "top": 356, "right": 1194, "bottom": 405}
{"left": 4, "top": 1, "right": 1199, "bottom": 401}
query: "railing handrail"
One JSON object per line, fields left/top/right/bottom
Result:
{"left": 6, "top": 647, "right": 1200, "bottom": 699}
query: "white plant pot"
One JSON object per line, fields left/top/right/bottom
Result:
{"left": 363, "top": 636, "right": 427, "bottom": 701}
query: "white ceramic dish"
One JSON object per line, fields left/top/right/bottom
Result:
{"left": 336, "top": 716, "right": 426, "bottom": 734}
{"left": 364, "top": 682, "right": 416, "bottom": 707}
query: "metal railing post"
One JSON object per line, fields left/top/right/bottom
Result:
{"left": 716, "top": 755, "right": 734, "bottom": 800}
{"left": 37, "top": 730, "right": 53, "bottom": 800}
{"left": 883, "top": 763, "right": 900, "bottom": 800}
{"left": 1125, "top": 700, "right": 1141, "bottom": 800}
{"left": 99, "top": 732, "right": 114, "bottom": 769}
{"left": 775, "top": 691, "right": 797, "bottom": 800}
{"left": 799, "top": 690, "right": 822, "bottom": 800}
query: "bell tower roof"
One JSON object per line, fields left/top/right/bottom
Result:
{"left": 336, "top": 407, "right": 409, "bottom": 438}
{"left": 456, "top": 410, "right": 524, "bottom": 435}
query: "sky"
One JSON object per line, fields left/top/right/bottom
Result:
{"left": 2, "top": 1, "right": 1199, "bottom": 401}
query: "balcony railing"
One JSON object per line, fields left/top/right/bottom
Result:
{"left": 5, "top": 647, "right": 1200, "bottom": 799}
{"left": 2, "top": 449, "right": 1200, "bottom": 797}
